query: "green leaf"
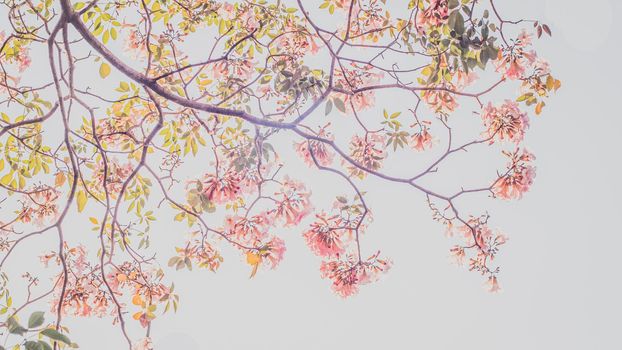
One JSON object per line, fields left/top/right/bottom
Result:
{"left": 40, "top": 329, "right": 71, "bottom": 345}
{"left": 28, "top": 311, "right": 45, "bottom": 328}
{"left": 99, "top": 62, "right": 111, "bottom": 78}
{"left": 7, "top": 317, "right": 27, "bottom": 336}
{"left": 25, "top": 341, "right": 42, "bottom": 350}
{"left": 324, "top": 100, "right": 333, "bottom": 115}
{"left": 454, "top": 12, "right": 465, "bottom": 35}
{"left": 333, "top": 98, "right": 346, "bottom": 113}
{"left": 39, "top": 342, "right": 53, "bottom": 350}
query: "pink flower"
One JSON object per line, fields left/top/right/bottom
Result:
{"left": 411, "top": 128, "right": 433, "bottom": 151}
{"left": 211, "top": 59, "right": 253, "bottom": 81}
{"left": 486, "top": 275, "right": 501, "bottom": 293}
{"left": 456, "top": 70, "right": 479, "bottom": 90}
{"left": 422, "top": 85, "right": 458, "bottom": 114}
{"left": 132, "top": 338, "right": 153, "bottom": 350}
{"left": 320, "top": 260, "right": 359, "bottom": 297}
{"left": 239, "top": 7, "right": 260, "bottom": 31}
{"left": 303, "top": 213, "right": 346, "bottom": 258}
{"left": 218, "top": 2, "right": 236, "bottom": 21}
{"left": 295, "top": 139, "right": 334, "bottom": 167}
{"left": 200, "top": 170, "right": 241, "bottom": 204}
{"left": 494, "top": 149, "right": 536, "bottom": 200}
{"left": 272, "top": 177, "right": 312, "bottom": 226}
{"left": 92, "top": 158, "right": 134, "bottom": 196}
{"left": 123, "top": 29, "right": 147, "bottom": 60}
{"left": 320, "top": 253, "right": 391, "bottom": 298}
{"left": 40, "top": 253, "right": 56, "bottom": 267}
{"left": 494, "top": 165, "right": 536, "bottom": 200}
{"left": 534, "top": 58, "right": 551, "bottom": 75}
{"left": 416, "top": 0, "right": 450, "bottom": 30}
{"left": 347, "top": 134, "right": 386, "bottom": 178}
{"left": 517, "top": 29, "right": 533, "bottom": 47}
{"left": 449, "top": 246, "right": 466, "bottom": 265}
{"left": 495, "top": 32, "right": 539, "bottom": 80}
{"left": 18, "top": 50, "right": 31, "bottom": 72}
{"left": 275, "top": 19, "right": 321, "bottom": 59}
{"left": 459, "top": 221, "right": 494, "bottom": 251}
{"left": 481, "top": 100, "right": 529, "bottom": 144}
{"left": 21, "top": 186, "right": 60, "bottom": 226}
{"left": 264, "top": 237, "right": 286, "bottom": 269}
{"left": 334, "top": 63, "right": 383, "bottom": 112}
{"left": 225, "top": 214, "right": 271, "bottom": 243}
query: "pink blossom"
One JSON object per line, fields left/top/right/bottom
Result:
{"left": 347, "top": 133, "right": 386, "bottom": 178}
{"left": 320, "top": 253, "right": 391, "bottom": 297}
{"left": 18, "top": 49, "right": 31, "bottom": 72}
{"left": 225, "top": 214, "right": 271, "bottom": 243}
{"left": 217, "top": 2, "right": 236, "bottom": 21}
{"left": 481, "top": 100, "right": 529, "bottom": 144}
{"left": 517, "top": 29, "right": 533, "bottom": 47}
{"left": 272, "top": 177, "right": 312, "bottom": 226}
{"left": 92, "top": 158, "right": 134, "bottom": 196}
{"left": 416, "top": 0, "right": 450, "bottom": 30}
{"left": 123, "top": 29, "right": 147, "bottom": 60}
{"left": 303, "top": 213, "right": 346, "bottom": 258}
{"left": 132, "top": 337, "right": 153, "bottom": 350}
{"left": 422, "top": 85, "right": 458, "bottom": 114}
{"left": 200, "top": 170, "right": 242, "bottom": 204}
{"left": 494, "top": 149, "right": 537, "bottom": 200}
{"left": 295, "top": 139, "right": 334, "bottom": 167}
{"left": 264, "top": 237, "right": 286, "bottom": 269}
{"left": 486, "top": 275, "right": 501, "bottom": 293}
{"left": 411, "top": 128, "right": 433, "bottom": 151}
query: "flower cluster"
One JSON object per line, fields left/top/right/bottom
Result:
{"left": 295, "top": 138, "right": 334, "bottom": 167}
{"left": 270, "top": 177, "right": 313, "bottom": 227}
{"left": 495, "top": 30, "right": 540, "bottom": 81}
{"left": 198, "top": 170, "right": 242, "bottom": 205}
{"left": 334, "top": 63, "right": 384, "bottom": 112}
{"left": 416, "top": 0, "right": 450, "bottom": 30}
{"left": 411, "top": 127, "right": 434, "bottom": 152}
{"left": 347, "top": 134, "right": 386, "bottom": 179}
{"left": 20, "top": 186, "right": 60, "bottom": 226}
{"left": 494, "top": 149, "right": 536, "bottom": 200}
{"left": 320, "top": 252, "right": 391, "bottom": 297}
{"left": 449, "top": 216, "right": 508, "bottom": 292}
{"left": 0, "top": 0, "right": 562, "bottom": 344}
{"left": 303, "top": 212, "right": 349, "bottom": 258}
{"left": 90, "top": 158, "right": 134, "bottom": 197}
{"left": 481, "top": 100, "right": 530, "bottom": 144}
{"left": 169, "top": 232, "right": 224, "bottom": 272}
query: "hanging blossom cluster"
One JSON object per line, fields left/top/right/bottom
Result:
{"left": 0, "top": 0, "right": 559, "bottom": 348}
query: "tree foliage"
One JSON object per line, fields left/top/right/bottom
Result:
{"left": 0, "top": 0, "right": 559, "bottom": 348}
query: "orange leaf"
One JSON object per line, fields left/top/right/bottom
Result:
{"left": 132, "top": 294, "right": 143, "bottom": 306}
{"left": 246, "top": 251, "right": 261, "bottom": 265}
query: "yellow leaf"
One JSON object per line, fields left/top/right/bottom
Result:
{"left": 77, "top": 190, "right": 87, "bottom": 212}
{"left": 249, "top": 263, "right": 259, "bottom": 279}
{"left": 89, "top": 217, "right": 98, "bottom": 225}
{"left": 1, "top": 173, "right": 12, "bottom": 186}
{"left": 99, "top": 62, "right": 111, "bottom": 78}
